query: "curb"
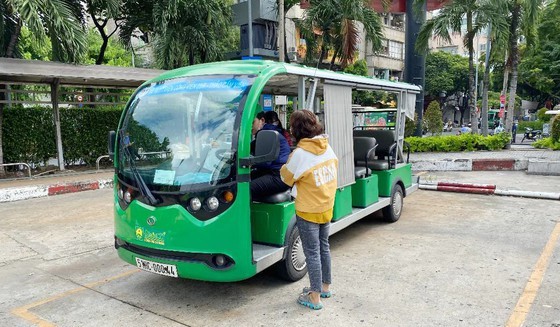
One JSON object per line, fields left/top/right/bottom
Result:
{"left": 0, "top": 179, "right": 114, "bottom": 203}
{"left": 411, "top": 158, "right": 529, "bottom": 172}
{"left": 419, "top": 181, "right": 560, "bottom": 200}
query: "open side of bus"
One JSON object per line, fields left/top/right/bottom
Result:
{"left": 112, "top": 60, "right": 420, "bottom": 282}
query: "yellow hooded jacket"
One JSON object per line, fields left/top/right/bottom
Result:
{"left": 280, "top": 135, "right": 338, "bottom": 224}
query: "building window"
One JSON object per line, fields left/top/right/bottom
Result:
{"left": 388, "top": 40, "right": 403, "bottom": 60}
{"left": 380, "top": 39, "right": 389, "bottom": 56}
{"left": 479, "top": 44, "right": 486, "bottom": 52}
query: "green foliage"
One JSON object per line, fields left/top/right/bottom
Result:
{"left": 406, "top": 133, "right": 511, "bottom": 152}
{"left": 536, "top": 108, "right": 551, "bottom": 122}
{"left": 18, "top": 26, "right": 51, "bottom": 60}
{"left": 424, "top": 51, "right": 469, "bottom": 98}
{"left": 2, "top": 106, "right": 122, "bottom": 167}
{"left": 405, "top": 112, "right": 418, "bottom": 137}
{"left": 551, "top": 114, "right": 560, "bottom": 143}
{"left": 518, "top": 120, "right": 544, "bottom": 131}
{"left": 344, "top": 59, "right": 369, "bottom": 76}
{"left": 424, "top": 101, "right": 443, "bottom": 136}
{"left": 84, "top": 29, "right": 134, "bottom": 67}
{"left": 518, "top": 0, "right": 560, "bottom": 99}
{"left": 532, "top": 137, "right": 560, "bottom": 150}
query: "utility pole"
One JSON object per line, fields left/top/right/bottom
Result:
{"left": 278, "top": 0, "right": 285, "bottom": 62}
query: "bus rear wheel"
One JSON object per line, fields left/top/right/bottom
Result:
{"left": 276, "top": 225, "right": 307, "bottom": 282}
{"left": 382, "top": 184, "right": 404, "bottom": 223}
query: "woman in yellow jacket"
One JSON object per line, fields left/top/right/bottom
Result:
{"left": 280, "top": 110, "right": 338, "bottom": 310}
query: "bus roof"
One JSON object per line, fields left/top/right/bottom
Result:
{"left": 143, "top": 60, "right": 421, "bottom": 94}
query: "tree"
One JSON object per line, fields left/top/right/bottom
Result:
{"left": 424, "top": 51, "right": 469, "bottom": 98}
{"left": 296, "top": 0, "right": 383, "bottom": 69}
{"left": 1, "top": 0, "right": 87, "bottom": 176}
{"left": 119, "top": 0, "right": 234, "bottom": 69}
{"left": 86, "top": 0, "right": 123, "bottom": 65}
{"left": 503, "top": 0, "right": 541, "bottom": 134}
{"left": 517, "top": 1, "right": 560, "bottom": 104}
{"left": 424, "top": 100, "right": 443, "bottom": 135}
{"left": 417, "top": 0, "right": 508, "bottom": 134}
{"left": 85, "top": 29, "right": 134, "bottom": 66}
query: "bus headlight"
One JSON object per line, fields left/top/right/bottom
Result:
{"left": 189, "top": 197, "right": 202, "bottom": 211}
{"left": 206, "top": 196, "right": 219, "bottom": 211}
{"left": 118, "top": 187, "right": 124, "bottom": 200}
{"left": 124, "top": 189, "right": 133, "bottom": 203}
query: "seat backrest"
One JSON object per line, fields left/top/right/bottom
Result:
{"left": 353, "top": 137, "right": 377, "bottom": 164}
{"left": 353, "top": 129, "right": 395, "bottom": 157}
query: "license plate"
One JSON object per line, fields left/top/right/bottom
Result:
{"left": 135, "top": 257, "right": 178, "bottom": 277}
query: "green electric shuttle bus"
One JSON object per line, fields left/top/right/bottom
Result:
{"left": 110, "top": 60, "right": 421, "bottom": 282}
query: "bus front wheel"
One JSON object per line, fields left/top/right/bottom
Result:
{"left": 277, "top": 225, "right": 307, "bottom": 282}
{"left": 382, "top": 184, "right": 404, "bottom": 223}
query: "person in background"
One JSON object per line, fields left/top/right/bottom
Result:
{"left": 252, "top": 111, "right": 265, "bottom": 137}
{"left": 250, "top": 111, "right": 291, "bottom": 198}
{"left": 512, "top": 118, "right": 518, "bottom": 143}
{"left": 264, "top": 110, "right": 294, "bottom": 146}
{"left": 280, "top": 110, "right": 338, "bottom": 310}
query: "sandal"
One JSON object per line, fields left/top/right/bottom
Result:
{"left": 297, "top": 292, "right": 323, "bottom": 310}
{"left": 302, "top": 287, "right": 332, "bottom": 298}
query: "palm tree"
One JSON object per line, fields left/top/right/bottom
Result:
{"left": 416, "top": 0, "right": 508, "bottom": 134}
{"left": 503, "top": 0, "right": 540, "bottom": 134}
{"left": 1, "top": 0, "right": 87, "bottom": 61}
{"left": 296, "top": 0, "right": 384, "bottom": 69}
{"left": 119, "top": 0, "right": 233, "bottom": 69}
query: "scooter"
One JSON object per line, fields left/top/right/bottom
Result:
{"left": 521, "top": 127, "right": 542, "bottom": 142}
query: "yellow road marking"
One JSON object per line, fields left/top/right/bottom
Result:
{"left": 11, "top": 269, "right": 139, "bottom": 326}
{"left": 506, "top": 221, "right": 560, "bottom": 327}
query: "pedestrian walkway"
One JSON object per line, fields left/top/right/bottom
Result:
{"left": 0, "top": 169, "right": 113, "bottom": 203}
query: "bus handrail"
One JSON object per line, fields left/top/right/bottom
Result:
{"left": 96, "top": 155, "right": 112, "bottom": 170}
{"left": 0, "top": 162, "right": 32, "bottom": 178}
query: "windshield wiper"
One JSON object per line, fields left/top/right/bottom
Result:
{"left": 119, "top": 130, "right": 159, "bottom": 205}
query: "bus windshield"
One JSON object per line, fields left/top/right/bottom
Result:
{"left": 118, "top": 74, "right": 254, "bottom": 192}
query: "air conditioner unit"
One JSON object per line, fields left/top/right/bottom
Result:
{"left": 288, "top": 52, "right": 298, "bottom": 61}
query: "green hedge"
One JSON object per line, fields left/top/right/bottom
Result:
{"left": 406, "top": 132, "right": 511, "bottom": 152}
{"left": 2, "top": 106, "right": 122, "bottom": 166}
{"left": 518, "top": 120, "right": 544, "bottom": 131}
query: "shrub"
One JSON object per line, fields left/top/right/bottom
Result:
{"left": 406, "top": 133, "right": 510, "bottom": 152}
{"left": 405, "top": 112, "right": 418, "bottom": 137}
{"left": 551, "top": 114, "right": 560, "bottom": 143}
{"left": 533, "top": 137, "right": 560, "bottom": 150}
{"left": 424, "top": 100, "right": 443, "bottom": 135}
{"left": 2, "top": 106, "right": 123, "bottom": 167}
{"left": 536, "top": 107, "right": 551, "bottom": 122}
{"left": 518, "top": 120, "right": 544, "bottom": 131}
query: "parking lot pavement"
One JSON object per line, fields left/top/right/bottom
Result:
{"left": 1, "top": 186, "right": 559, "bottom": 326}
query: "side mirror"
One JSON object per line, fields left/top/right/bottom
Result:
{"left": 108, "top": 130, "right": 116, "bottom": 156}
{"left": 239, "top": 130, "right": 280, "bottom": 168}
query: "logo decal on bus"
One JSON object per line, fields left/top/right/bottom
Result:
{"left": 147, "top": 216, "right": 156, "bottom": 226}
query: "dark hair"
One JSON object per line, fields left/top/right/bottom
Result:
{"left": 255, "top": 111, "right": 265, "bottom": 120}
{"left": 289, "top": 110, "right": 323, "bottom": 142}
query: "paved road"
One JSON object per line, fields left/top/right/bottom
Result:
{"left": 1, "top": 187, "right": 559, "bottom": 326}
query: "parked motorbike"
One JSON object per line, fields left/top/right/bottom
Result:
{"left": 521, "top": 127, "right": 542, "bottom": 142}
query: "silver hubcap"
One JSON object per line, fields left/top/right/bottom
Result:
{"left": 291, "top": 235, "right": 306, "bottom": 271}
{"left": 393, "top": 190, "right": 403, "bottom": 216}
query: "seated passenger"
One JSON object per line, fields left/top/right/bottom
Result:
{"left": 264, "top": 110, "right": 294, "bottom": 146}
{"left": 250, "top": 111, "right": 291, "bottom": 199}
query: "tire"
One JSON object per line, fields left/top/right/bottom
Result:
{"left": 382, "top": 184, "right": 404, "bottom": 223}
{"left": 276, "top": 224, "right": 307, "bottom": 282}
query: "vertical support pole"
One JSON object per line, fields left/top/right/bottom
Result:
{"left": 297, "top": 76, "right": 306, "bottom": 110}
{"left": 404, "top": 0, "right": 426, "bottom": 137}
{"left": 278, "top": 0, "right": 285, "bottom": 62}
{"left": 247, "top": 0, "right": 254, "bottom": 57}
{"left": 51, "top": 78, "right": 65, "bottom": 171}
